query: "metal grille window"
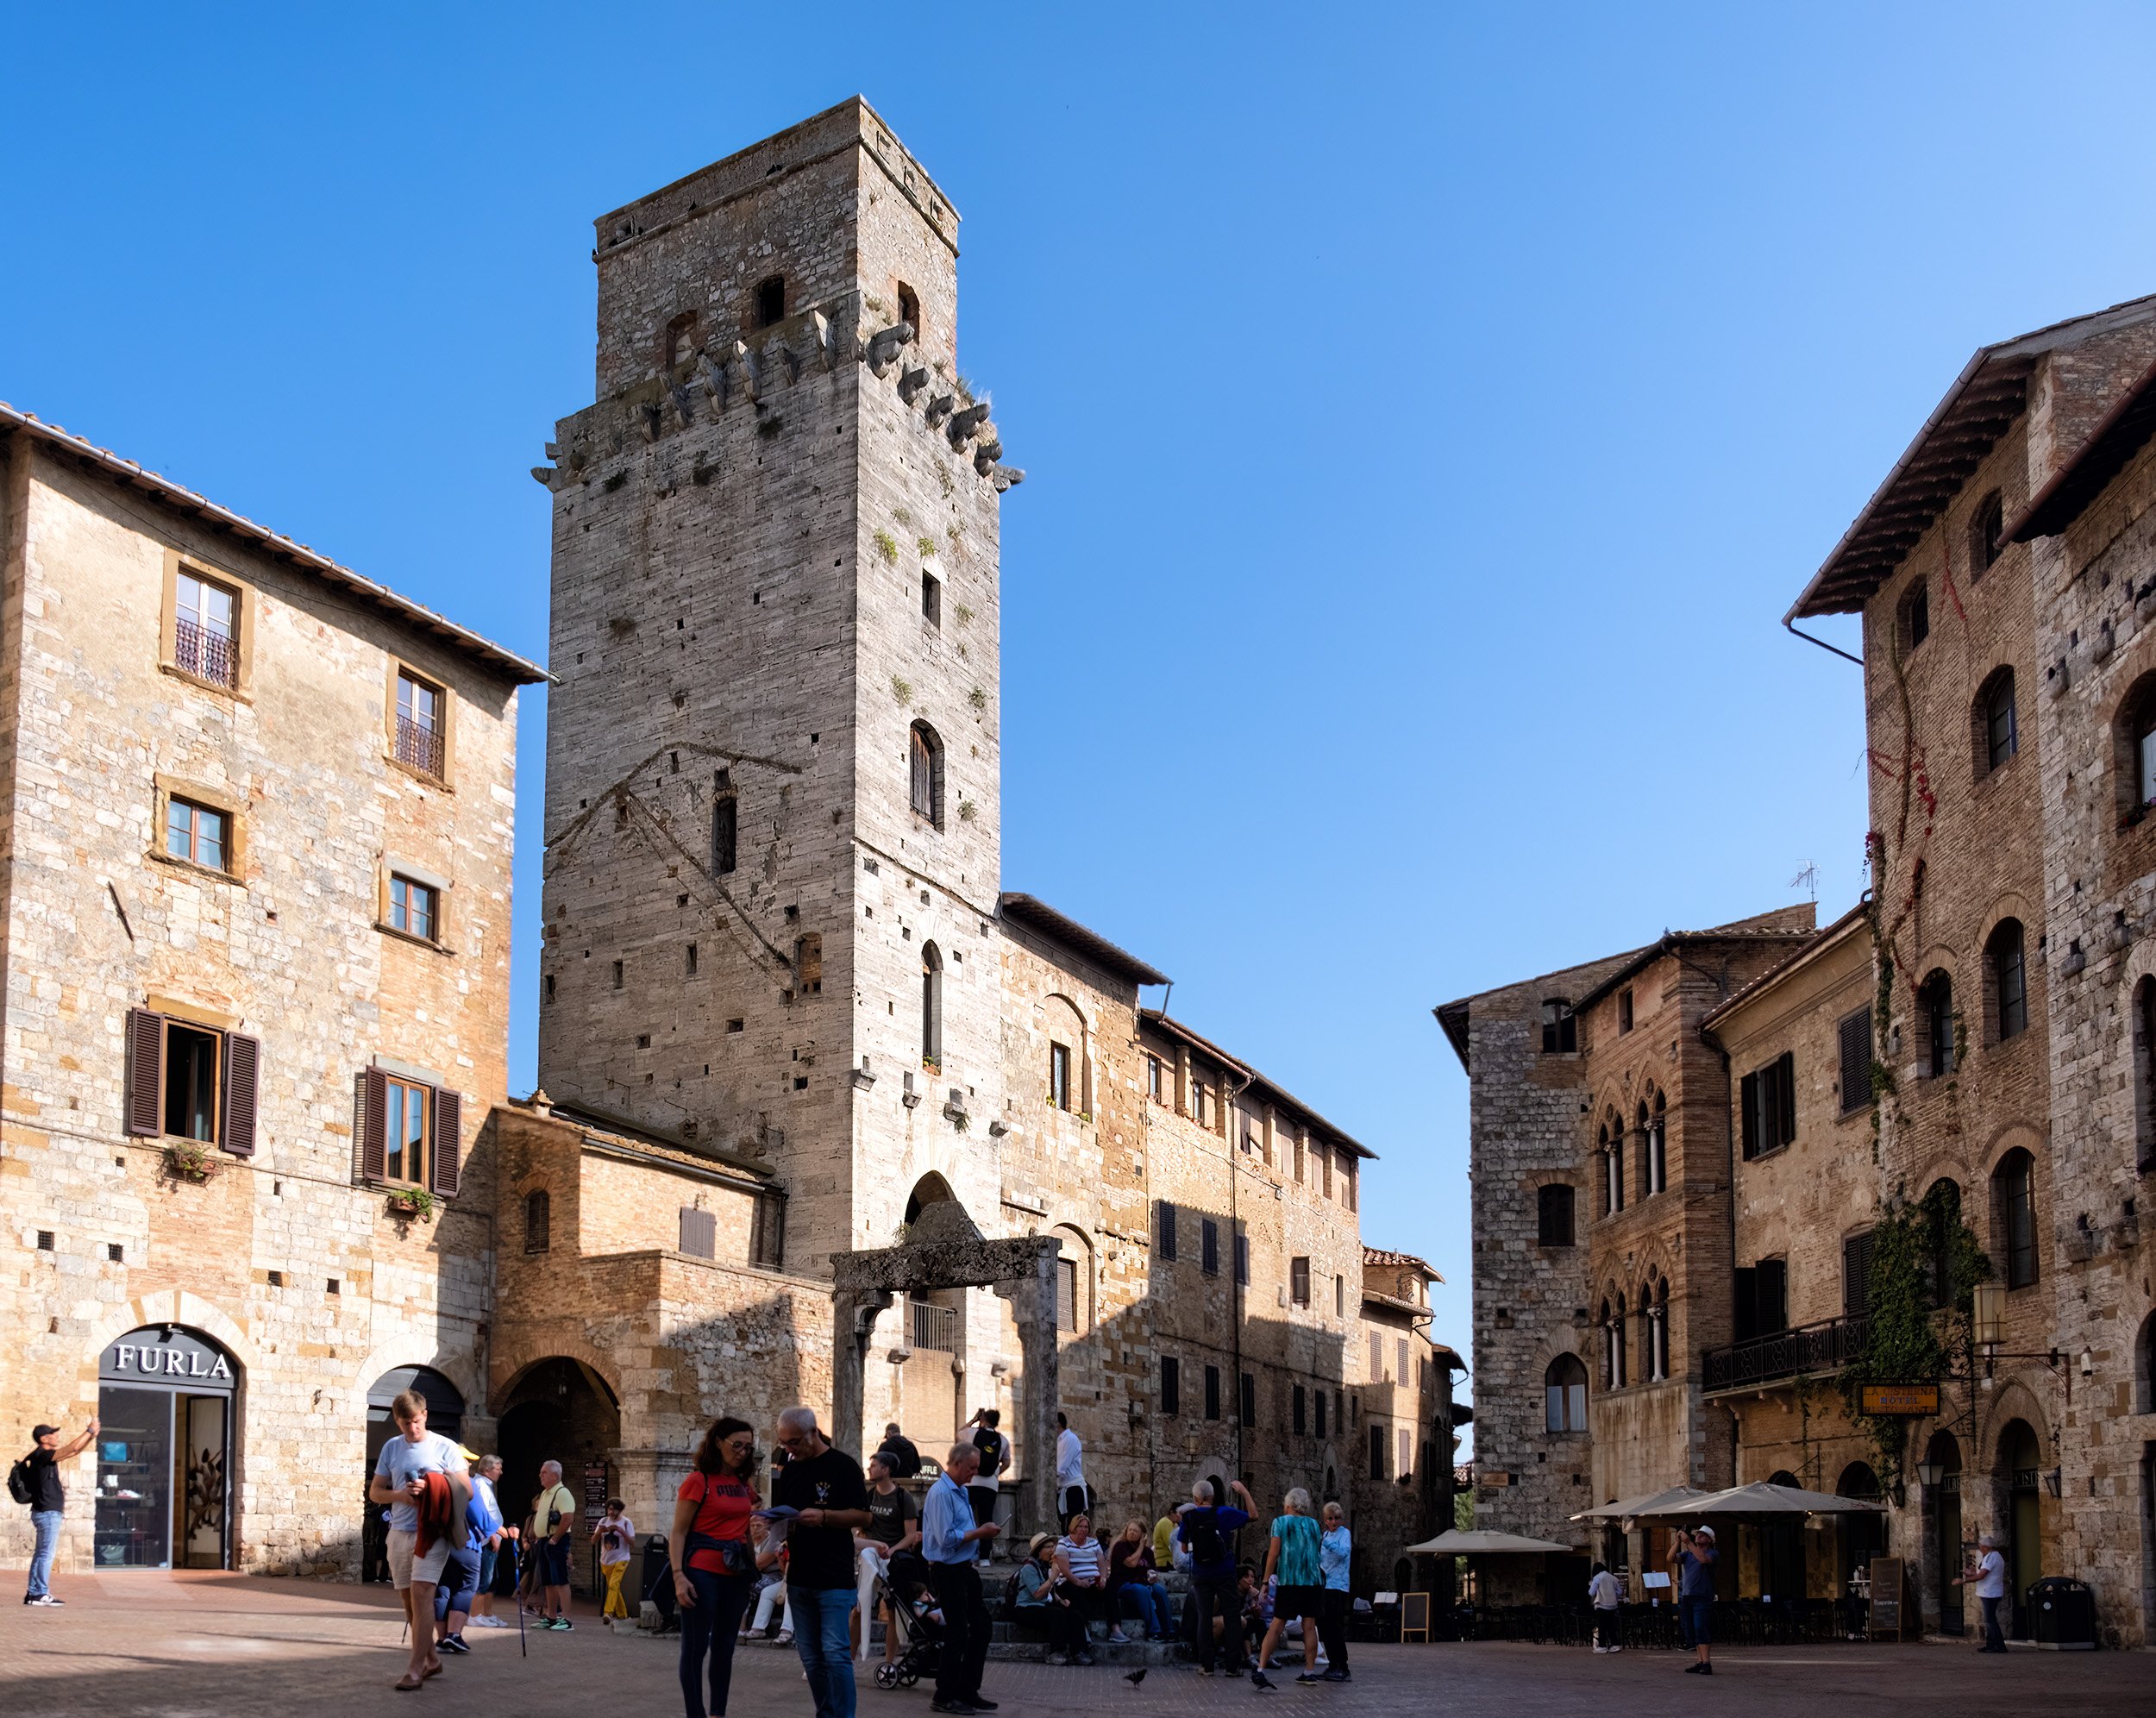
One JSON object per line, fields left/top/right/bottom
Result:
{"left": 395, "top": 672, "right": 446, "bottom": 779}
{"left": 1984, "top": 668, "right": 2018, "bottom": 772}
{"left": 524, "top": 1189, "right": 550, "bottom": 1253}
{"left": 1238, "top": 1370, "right": 1257, "bottom": 1428}
{"left": 1991, "top": 920, "right": 2028, "bottom": 1040}
{"left": 679, "top": 1206, "right": 717, "bottom": 1259}
{"left": 908, "top": 1298, "right": 956, "bottom": 1351}
{"left": 174, "top": 571, "right": 239, "bottom": 687}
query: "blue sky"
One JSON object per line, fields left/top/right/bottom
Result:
{"left": 8, "top": 6, "right": 2156, "bottom": 1426}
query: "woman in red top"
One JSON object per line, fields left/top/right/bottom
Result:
{"left": 672, "top": 1417, "right": 760, "bottom": 1718}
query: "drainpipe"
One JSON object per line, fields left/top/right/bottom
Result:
{"left": 1697, "top": 1020, "right": 1737, "bottom": 1489}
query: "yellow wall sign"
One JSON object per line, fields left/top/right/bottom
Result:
{"left": 1858, "top": 1383, "right": 1939, "bottom": 1415}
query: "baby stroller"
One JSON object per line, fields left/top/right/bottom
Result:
{"left": 872, "top": 1581, "right": 946, "bottom": 1690}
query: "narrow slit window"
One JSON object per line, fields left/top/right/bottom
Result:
{"left": 755, "top": 275, "right": 786, "bottom": 329}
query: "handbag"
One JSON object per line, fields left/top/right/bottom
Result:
{"left": 683, "top": 1473, "right": 755, "bottom": 1578}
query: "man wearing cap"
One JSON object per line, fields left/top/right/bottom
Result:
{"left": 20, "top": 1414, "right": 97, "bottom": 1607}
{"left": 1668, "top": 1526, "right": 1717, "bottom": 1675}
{"left": 1954, "top": 1532, "right": 2009, "bottom": 1652}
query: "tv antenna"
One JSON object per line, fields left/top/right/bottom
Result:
{"left": 1789, "top": 861, "right": 1819, "bottom": 903}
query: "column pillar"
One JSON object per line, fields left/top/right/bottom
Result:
{"left": 830, "top": 1289, "right": 893, "bottom": 1458}
{"left": 997, "top": 1256, "right": 1061, "bottom": 1539}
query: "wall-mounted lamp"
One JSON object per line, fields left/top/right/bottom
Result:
{"left": 1915, "top": 1459, "right": 1943, "bottom": 1488}
{"left": 2080, "top": 1347, "right": 2095, "bottom": 1379}
{"left": 2043, "top": 1468, "right": 2064, "bottom": 1500}
{"left": 1972, "top": 1283, "right": 2006, "bottom": 1351}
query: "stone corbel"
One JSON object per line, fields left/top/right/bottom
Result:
{"left": 780, "top": 343, "right": 804, "bottom": 384}
{"left": 867, "top": 322, "right": 914, "bottom": 376}
{"left": 667, "top": 383, "right": 696, "bottom": 428}
{"left": 924, "top": 394, "right": 956, "bottom": 428}
{"left": 635, "top": 401, "right": 661, "bottom": 444}
{"left": 697, "top": 353, "right": 729, "bottom": 408}
{"left": 898, "top": 367, "right": 931, "bottom": 406}
{"left": 973, "top": 437, "right": 1002, "bottom": 475}
{"left": 990, "top": 467, "right": 1026, "bottom": 493}
{"left": 530, "top": 466, "right": 555, "bottom": 486}
{"left": 947, "top": 403, "right": 991, "bottom": 448}
{"left": 807, "top": 310, "right": 833, "bottom": 371}
{"left": 732, "top": 340, "right": 761, "bottom": 403}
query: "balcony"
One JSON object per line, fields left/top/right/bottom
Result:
{"left": 907, "top": 1298, "right": 956, "bottom": 1353}
{"left": 396, "top": 713, "right": 446, "bottom": 779}
{"left": 1702, "top": 1312, "right": 1868, "bottom": 1393}
{"left": 173, "top": 618, "right": 237, "bottom": 689}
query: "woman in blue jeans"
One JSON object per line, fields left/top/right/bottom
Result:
{"left": 1669, "top": 1526, "right": 1717, "bottom": 1675}
{"left": 672, "top": 1419, "right": 762, "bottom": 1718}
{"left": 1107, "top": 1520, "right": 1170, "bottom": 1639}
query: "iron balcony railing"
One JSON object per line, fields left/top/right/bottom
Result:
{"left": 907, "top": 1299, "right": 956, "bottom": 1354}
{"left": 174, "top": 618, "right": 238, "bottom": 688}
{"left": 1702, "top": 1312, "right": 1869, "bottom": 1392}
{"left": 396, "top": 712, "right": 446, "bottom": 778}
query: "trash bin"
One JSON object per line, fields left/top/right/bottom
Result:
{"left": 2027, "top": 1577, "right": 2095, "bottom": 1650}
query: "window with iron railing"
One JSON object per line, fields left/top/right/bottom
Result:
{"left": 173, "top": 571, "right": 239, "bottom": 688}
{"left": 396, "top": 671, "right": 447, "bottom": 779}
{"left": 907, "top": 1297, "right": 956, "bottom": 1352}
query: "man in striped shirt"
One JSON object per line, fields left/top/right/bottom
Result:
{"left": 1050, "top": 1514, "right": 1108, "bottom": 1665}
{"left": 920, "top": 1443, "right": 1000, "bottom": 1715}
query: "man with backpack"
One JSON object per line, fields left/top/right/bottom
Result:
{"left": 874, "top": 1423, "right": 924, "bottom": 1481}
{"left": 1175, "top": 1477, "right": 1255, "bottom": 1676}
{"left": 15, "top": 1414, "right": 97, "bottom": 1607}
{"left": 963, "top": 1409, "right": 1006, "bottom": 1570}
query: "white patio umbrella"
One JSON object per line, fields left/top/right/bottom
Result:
{"left": 1569, "top": 1484, "right": 1711, "bottom": 1523}
{"left": 1401, "top": 1529, "right": 1576, "bottom": 1556}
{"left": 1679, "top": 1481, "right": 1886, "bottom": 1517}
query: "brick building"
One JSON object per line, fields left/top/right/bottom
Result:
{"left": 0, "top": 404, "right": 544, "bottom": 1578}
{"left": 1445, "top": 292, "right": 2156, "bottom": 1645}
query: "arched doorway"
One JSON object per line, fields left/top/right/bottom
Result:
{"left": 1835, "top": 1461, "right": 1887, "bottom": 1600}
{"left": 1997, "top": 1420, "right": 2042, "bottom": 1638}
{"left": 1924, "top": 1432, "right": 1964, "bottom": 1635}
{"left": 362, "top": 1366, "right": 466, "bottom": 1583}
{"left": 1761, "top": 1469, "right": 1804, "bottom": 1602}
{"left": 95, "top": 1326, "right": 238, "bottom": 1569}
{"left": 497, "top": 1358, "right": 621, "bottom": 1595}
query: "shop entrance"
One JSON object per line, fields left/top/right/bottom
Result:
{"left": 362, "top": 1366, "right": 465, "bottom": 1583}
{"left": 94, "top": 1326, "right": 237, "bottom": 1570}
{"left": 1999, "top": 1419, "right": 2042, "bottom": 1640}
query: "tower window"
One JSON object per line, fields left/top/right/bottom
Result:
{"left": 920, "top": 943, "right": 943, "bottom": 1065}
{"left": 795, "top": 934, "right": 823, "bottom": 995}
{"left": 1540, "top": 999, "right": 1576, "bottom": 1054}
{"left": 1970, "top": 488, "right": 2004, "bottom": 577}
{"left": 524, "top": 1188, "right": 551, "bottom": 1253}
{"left": 1049, "top": 1041, "right": 1072, "bottom": 1110}
{"left": 1921, "top": 970, "right": 1953, "bottom": 1078}
{"left": 908, "top": 722, "right": 945, "bottom": 827}
{"left": 1537, "top": 1183, "right": 1575, "bottom": 1247}
{"left": 664, "top": 310, "right": 699, "bottom": 369}
{"left": 1618, "top": 988, "right": 1633, "bottom": 1033}
{"left": 755, "top": 275, "right": 786, "bottom": 329}
{"left": 1978, "top": 668, "right": 2018, "bottom": 774}
{"left": 1990, "top": 919, "right": 2028, "bottom": 1041}
{"left": 896, "top": 282, "right": 920, "bottom": 337}
{"left": 921, "top": 571, "right": 942, "bottom": 627}
{"left": 713, "top": 770, "right": 737, "bottom": 875}
{"left": 1901, "top": 578, "right": 1930, "bottom": 653}
{"left": 611, "top": 960, "right": 624, "bottom": 990}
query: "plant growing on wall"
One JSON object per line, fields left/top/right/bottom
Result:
{"left": 1838, "top": 1182, "right": 1988, "bottom": 1493}
{"left": 918, "top": 536, "right": 937, "bottom": 557}
{"left": 874, "top": 530, "right": 899, "bottom": 565}
{"left": 891, "top": 676, "right": 913, "bottom": 705}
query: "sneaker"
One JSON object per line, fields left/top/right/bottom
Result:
{"left": 553, "top": 1618, "right": 574, "bottom": 1631}
{"left": 929, "top": 1702, "right": 979, "bottom": 1715}
{"left": 1697, "top": 1664, "right": 1713, "bottom": 1675}
{"left": 1046, "top": 1653, "right": 1069, "bottom": 1666}
{"left": 969, "top": 1700, "right": 1000, "bottom": 1710}
{"left": 776, "top": 1631, "right": 793, "bottom": 1645}
{"left": 1608, "top": 1645, "right": 1622, "bottom": 1653}
{"left": 1075, "top": 1652, "right": 1095, "bottom": 1666}
{"left": 25, "top": 1595, "right": 62, "bottom": 1608}
{"left": 440, "top": 1634, "right": 471, "bottom": 1654}
{"left": 1196, "top": 1665, "right": 1214, "bottom": 1677}
{"left": 1295, "top": 1672, "right": 1325, "bottom": 1684}
{"left": 1320, "top": 1670, "right": 1351, "bottom": 1683}
{"left": 1108, "top": 1630, "right": 1130, "bottom": 1644}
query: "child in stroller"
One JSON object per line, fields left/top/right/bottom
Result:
{"left": 871, "top": 1561, "right": 947, "bottom": 1690}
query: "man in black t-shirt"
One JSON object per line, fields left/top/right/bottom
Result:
{"left": 874, "top": 1423, "right": 924, "bottom": 1481}
{"left": 774, "top": 1408, "right": 872, "bottom": 1718}
{"left": 856, "top": 1451, "right": 921, "bottom": 1667}
{"left": 21, "top": 1415, "right": 97, "bottom": 1607}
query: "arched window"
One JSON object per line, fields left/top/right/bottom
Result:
{"left": 1051, "top": 1226, "right": 1092, "bottom": 1334}
{"left": 1537, "top": 1182, "right": 1575, "bottom": 1247}
{"left": 1976, "top": 668, "right": 2018, "bottom": 775}
{"left": 1992, "top": 1147, "right": 2038, "bottom": 1288}
{"left": 908, "top": 721, "right": 944, "bottom": 827}
{"left": 1969, "top": 489, "right": 2003, "bottom": 578}
{"left": 896, "top": 282, "right": 920, "bottom": 339}
{"left": 754, "top": 274, "right": 786, "bottom": 329}
{"left": 1612, "top": 1294, "right": 1628, "bottom": 1388}
{"left": 523, "top": 1188, "right": 550, "bottom": 1253}
{"left": 1601, "top": 1114, "right": 1625, "bottom": 1215}
{"left": 1988, "top": 919, "right": 2028, "bottom": 1041}
{"left": 1920, "top": 970, "right": 1954, "bottom": 1078}
{"left": 1544, "top": 1353, "right": 1588, "bottom": 1433}
{"left": 1924, "top": 1179, "right": 1963, "bottom": 1308}
{"left": 664, "top": 310, "right": 699, "bottom": 370}
{"left": 1900, "top": 576, "right": 1930, "bottom": 654}
{"left": 2138, "top": 977, "right": 2156, "bottom": 1174}
{"left": 920, "top": 943, "right": 943, "bottom": 1067}
{"left": 1647, "top": 1276, "right": 1670, "bottom": 1381}
{"left": 2127, "top": 676, "right": 2156, "bottom": 812}
{"left": 1640, "top": 1094, "right": 1667, "bottom": 1198}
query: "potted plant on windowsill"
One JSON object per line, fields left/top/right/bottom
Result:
{"left": 163, "top": 1141, "right": 219, "bottom": 1184}
{"left": 385, "top": 1187, "right": 436, "bottom": 1221}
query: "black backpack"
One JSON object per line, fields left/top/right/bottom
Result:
{"left": 1186, "top": 1511, "right": 1224, "bottom": 1567}
{"left": 8, "top": 1457, "right": 35, "bottom": 1508}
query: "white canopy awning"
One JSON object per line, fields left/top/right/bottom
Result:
{"left": 1401, "top": 1529, "right": 1576, "bottom": 1556}
{"left": 1570, "top": 1484, "right": 1711, "bottom": 1523}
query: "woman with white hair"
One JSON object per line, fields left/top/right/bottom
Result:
{"left": 1952, "top": 1531, "right": 2009, "bottom": 1652}
{"left": 1256, "top": 1487, "right": 1325, "bottom": 1684}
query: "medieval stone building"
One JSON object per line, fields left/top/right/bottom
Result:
{"left": 1449, "top": 292, "right": 2156, "bottom": 1646}
{"left": 0, "top": 404, "right": 544, "bottom": 1578}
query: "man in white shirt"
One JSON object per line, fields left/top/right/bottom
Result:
{"left": 1954, "top": 1532, "right": 2009, "bottom": 1652}
{"left": 367, "top": 1390, "right": 470, "bottom": 1690}
{"left": 1053, "top": 1413, "right": 1087, "bottom": 1533}
{"left": 1587, "top": 1562, "right": 1623, "bottom": 1653}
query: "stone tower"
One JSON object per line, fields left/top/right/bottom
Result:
{"left": 536, "top": 99, "right": 1018, "bottom": 1272}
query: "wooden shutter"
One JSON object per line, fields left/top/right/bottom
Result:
{"left": 1733, "top": 1266, "right": 1758, "bottom": 1343}
{"left": 1161, "top": 1356, "right": 1179, "bottom": 1416}
{"left": 1776, "top": 1051, "right": 1797, "bottom": 1144}
{"left": 1739, "top": 1070, "right": 1759, "bottom": 1160}
{"left": 361, "top": 1066, "right": 389, "bottom": 1182}
{"left": 1156, "top": 1201, "right": 1176, "bottom": 1261}
{"left": 680, "top": 1206, "right": 716, "bottom": 1258}
{"left": 1758, "top": 1258, "right": 1788, "bottom": 1334}
{"left": 1838, "top": 1008, "right": 1871, "bottom": 1114}
{"left": 1843, "top": 1230, "right": 1875, "bottom": 1318}
{"left": 431, "top": 1087, "right": 462, "bottom": 1196}
{"left": 125, "top": 1008, "right": 164, "bottom": 1137}
{"left": 222, "top": 1032, "right": 260, "bottom": 1157}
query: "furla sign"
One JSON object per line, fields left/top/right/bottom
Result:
{"left": 99, "top": 1326, "right": 235, "bottom": 1391}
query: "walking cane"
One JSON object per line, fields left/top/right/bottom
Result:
{"left": 513, "top": 1540, "right": 528, "bottom": 1658}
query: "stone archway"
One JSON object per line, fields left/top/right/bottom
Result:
{"left": 831, "top": 1196, "right": 1060, "bottom": 1535}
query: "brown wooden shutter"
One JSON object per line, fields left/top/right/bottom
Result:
{"left": 1776, "top": 1050, "right": 1797, "bottom": 1144}
{"left": 1838, "top": 1007, "right": 1872, "bottom": 1113}
{"left": 680, "top": 1206, "right": 716, "bottom": 1258}
{"left": 431, "top": 1087, "right": 462, "bottom": 1196}
{"left": 1739, "top": 1070, "right": 1760, "bottom": 1160}
{"left": 222, "top": 1032, "right": 260, "bottom": 1157}
{"left": 361, "top": 1066, "right": 388, "bottom": 1182}
{"left": 125, "top": 1008, "right": 164, "bottom": 1137}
